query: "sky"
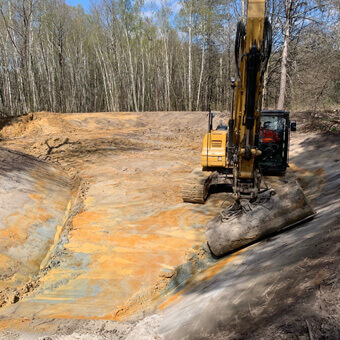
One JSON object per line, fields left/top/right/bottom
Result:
{"left": 66, "top": 0, "right": 90, "bottom": 11}
{"left": 65, "top": 0, "right": 182, "bottom": 17}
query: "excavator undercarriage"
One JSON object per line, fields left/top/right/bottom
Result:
{"left": 182, "top": 170, "right": 233, "bottom": 204}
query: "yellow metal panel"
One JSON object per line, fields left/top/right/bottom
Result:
{"left": 201, "top": 131, "right": 227, "bottom": 168}
{"left": 248, "top": 0, "right": 266, "bottom": 18}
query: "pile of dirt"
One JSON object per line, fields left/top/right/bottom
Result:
{"left": 0, "top": 112, "right": 77, "bottom": 140}
{"left": 0, "top": 112, "right": 150, "bottom": 177}
{"left": 0, "top": 111, "right": 214, "bottom": 141}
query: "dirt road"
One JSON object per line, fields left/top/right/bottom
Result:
{"left": 0, "top": 111, "right": 339, "bottom": 339}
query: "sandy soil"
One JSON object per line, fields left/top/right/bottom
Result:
{"left": 0, "top": 111, "right": 339, "bottom": 339}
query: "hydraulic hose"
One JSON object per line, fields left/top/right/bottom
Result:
{"left": 235, "top": 21, "right": 246, "bottom": 80}
{"left": 261, "top": 17, "right": 272, "bottom": 80}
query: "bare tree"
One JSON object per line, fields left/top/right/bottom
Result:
{"left": 0, "top": 0, "right": 337, "bottom": 117}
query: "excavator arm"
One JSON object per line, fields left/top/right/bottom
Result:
{"left": 229, "top": 0, "right": 272, "bottom": 199}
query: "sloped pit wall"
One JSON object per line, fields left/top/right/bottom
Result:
{"left": 0, "top": 148, "right": 73, "bottom": 304}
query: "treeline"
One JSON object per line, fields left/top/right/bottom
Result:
{"left": 0, "top": 0, "right": 339, "bottom": 117}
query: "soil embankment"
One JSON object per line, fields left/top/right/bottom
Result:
{"left": 0, "top": 148, "right": 72, "bottom": 307}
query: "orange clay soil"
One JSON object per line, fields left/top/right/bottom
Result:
{"left": 0, "top": 112, "right": 232, "bottom": 323}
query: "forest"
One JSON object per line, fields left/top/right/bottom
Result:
{"left": 0, "top": 0, "right": 339, "bottom": 116}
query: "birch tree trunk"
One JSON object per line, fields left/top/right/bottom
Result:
{"left": 196, "top": 37, "right": 206, "bottom": 110}
{"left": 0, "top": 29, "right": 13, "bottom": 115}
{"left": 164, "top": 35, "right": 171, "bottom": 111}
{"left": 188, "top": 10, "right": 193, "bottom": 111}
{"left": 277, "top": 0, "right": 292, "bottom": 110}
{"left": 125, "top": 29, "right": 139, "bottom": 112}
{"left": 96, "top": 47, "right": 111, "bottom": 112}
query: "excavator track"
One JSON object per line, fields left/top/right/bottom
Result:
{"left": 182, "top": 171, "right": 211, "bottom": 204}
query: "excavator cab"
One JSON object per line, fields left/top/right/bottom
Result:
{"left": 258, "top": 110, "right": 291, "bottom": 174}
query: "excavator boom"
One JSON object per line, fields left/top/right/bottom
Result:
{"left": 230, "top": 0, "right": 271, "bottom": 199}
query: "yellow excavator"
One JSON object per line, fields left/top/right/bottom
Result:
{"left": 183, "top": 0, "right": 315, "bottom": 256}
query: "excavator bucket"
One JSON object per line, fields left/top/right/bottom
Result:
{"left": 206, "top": 181, "right": 315, "bottom": 257}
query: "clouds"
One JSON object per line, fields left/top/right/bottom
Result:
{"left": 171, "top": 1, "right": 182, "bottom": 14}
{"left": 142, "top": 1, "right": 182, "bottom": 13}
{"left": 65, "top": 0, "right": 182, "bottom": 23}
{"left": 142, "top": 1, "right": 182, "bottom": 22}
